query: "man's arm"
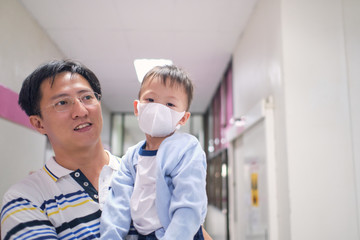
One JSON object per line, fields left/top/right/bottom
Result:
{"left": 100, "top": 148, "right": 138, "bottom": 239}
{"left": 1, "top": 192, "right": 57, "bottom": 240}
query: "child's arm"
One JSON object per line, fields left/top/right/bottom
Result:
{"left": 157, "top": 133, "right": 208, "bottom": 239}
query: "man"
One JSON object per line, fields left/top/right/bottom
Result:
{"left": 0, "top": 60, "right": 212, "bottom": 240}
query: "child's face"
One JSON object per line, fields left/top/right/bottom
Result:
{"left": 138, "top": 77, "right": 188, "bottom": 113}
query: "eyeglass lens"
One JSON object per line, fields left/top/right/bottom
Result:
{"left": 53, "top": 92, "right": 100, "bottom": 112}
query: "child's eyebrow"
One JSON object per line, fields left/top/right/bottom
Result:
{"left": 166, "top": 96, "right": 179, "bottom": 101}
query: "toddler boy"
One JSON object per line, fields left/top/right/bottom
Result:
{"left": 100, "top": 65, "right": 207, "bottom": 240}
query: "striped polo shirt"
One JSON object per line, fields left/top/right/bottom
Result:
{"left": 1, "top": 151, "right": 135, "bottom": 240}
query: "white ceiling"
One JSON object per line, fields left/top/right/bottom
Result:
{"left": 19, "top": 0, "right": 256, "bottom": 113}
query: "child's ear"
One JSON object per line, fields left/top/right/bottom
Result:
{"left": 178, "top": 112, "right": 191, "bottom": 126}
{"left": 133, "top": 100, "right": 139, "bottom": 116}
{"left": 29, "top": 115, "right": 46, "bottom": 135}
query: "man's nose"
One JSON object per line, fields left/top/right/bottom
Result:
{"left": 71, "top": 98, "right": 88, "bottom": 118}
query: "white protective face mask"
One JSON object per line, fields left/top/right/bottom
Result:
{"left": 137, "top": 102, "right": 185, "bottom": 137}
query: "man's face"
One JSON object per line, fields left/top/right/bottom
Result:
{"left": 30, "top": 72, "right": 103, "bottom": 152}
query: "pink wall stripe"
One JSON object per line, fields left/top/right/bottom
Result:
{"left": 0, "top": 84, "right": 34, "bottom": 130}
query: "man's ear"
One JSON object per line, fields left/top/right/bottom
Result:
{"left": 178, "top": 112, "right": 191, "bottom": 126}
{"left": 29, "top": 115, "right": 46, "bottom": 135}
{"left": 133, "top": 100, "right": 139, "bottom": 117}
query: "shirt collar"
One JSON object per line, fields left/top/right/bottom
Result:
{"left": 44, "top": 150, "right": 120, "bottom": 182}
{"left": 44, "top": 157, "right": 72, "bottom": 181}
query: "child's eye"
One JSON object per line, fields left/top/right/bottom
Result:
{"left": 166, "top": 103, "right": 175, "bottom": 107}
{"left": 145, "top": 98, "right": 154, "bottom": 103}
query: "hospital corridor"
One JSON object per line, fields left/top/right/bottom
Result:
{"left": 1, "top": 0, "right": 359, "bottom": 239}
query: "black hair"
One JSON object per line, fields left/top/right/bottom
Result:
{"left": 139, "top": 65, "right": 193, "bottom": 110}
{"left": 18, "top": 59, "right": 101, "bottom": 117}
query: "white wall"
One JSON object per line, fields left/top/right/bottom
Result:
{"left": 0, "top": 0, "right": 64, "bottom": 201}
{"left": 231, "top": 0, "right": 360, "bottom": 239}
{"left": 343, "top": 0, "right": 360, "bottom": 231}
{"left": 282, "top": 0, "right": 359, "bottom": 239}
{"left": 101, "top": 104, "right": 112, "bottom": 151}
{"left": 232, "top": 0, "right": 291, "bottom": 239}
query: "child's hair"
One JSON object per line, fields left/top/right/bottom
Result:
{"left": 139, "top": 65, "right": 193, "bottom": 111}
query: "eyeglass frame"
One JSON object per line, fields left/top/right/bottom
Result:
{"left": 41, "top": 91, "right": 102, "bottom": 113}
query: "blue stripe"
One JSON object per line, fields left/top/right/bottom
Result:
{"left": 77, "top": 229, "right": 98, "bottom": 239}
{"left": 14, "top": 227, "right": 55, "bottom": 240}
{"left": 1, "top": 192, "right": 88, "bottom": 218}
{"left": 3, "top": 220, "right": 53, "bottom": 240}
{"left": 15, "top": 228, "right": 57, "bottom": 240}
{"left": 29, "top": 236, "right": 58, "bottom": 240}
{"left": 44, "top": 164, "right": 59, "bottom": 180}
{"left": 55, "top": 210, "right": 101, "bottom": 235}
{"left": 1, "top": 198, "right": 29, "bottom": 217}
{"left": 45, "top": 194, "right": 90, "bottom": 212}
{"left": 40, "top": 190, "right": 88, "bottom": 210}
{"left": 4, "top": 210, "right": 101, "bottom": 240}
{"left": 80, "top": 233, "right": 100, "bottom": 240}
{"left": 1, "top": 191, "right": 90, "bottom": 221}
{"left": 59, "top": 222, "right": 99, "bottom": 240}
{"left": 1, "top": 198, "right": 38, "bottom": 221}
{"left": 27, "top": 235, "right": 58, "bottom": 240}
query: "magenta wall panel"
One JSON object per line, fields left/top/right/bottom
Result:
{"left": 0, "top": 84, "right": 34, "bottom": 130}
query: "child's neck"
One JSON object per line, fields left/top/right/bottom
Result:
{"left": 145, "top": 133, "right": 173, "bottom": 150}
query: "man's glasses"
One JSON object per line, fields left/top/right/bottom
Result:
{"left": 44, "top": 92, "right": 101, "bottom": 113}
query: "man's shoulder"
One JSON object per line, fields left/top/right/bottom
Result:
{"left": 7, "top": 167, "right": 46, "bottom": 188}
{"left": 2, "top": 167, "right": 50, "bottom": 205}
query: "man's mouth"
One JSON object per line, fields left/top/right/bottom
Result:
{"left": 74, "top": 123, "right": 92, "bottom": 131}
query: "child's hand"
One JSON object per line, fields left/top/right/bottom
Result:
{"left": 202, "top": 226, "right": 213, "bottom": 240}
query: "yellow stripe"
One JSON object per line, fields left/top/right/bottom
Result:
{"left": 1, "top": 207, "right": 44, "bottom": 225}
{"left": 1, "top": 199, "right": 94, "bottom": 224}
{"left": 43, "top": 166, "right": 57, "bottom": 182}
{"left": 47, "top": 199, "right": 94, "bottom": 217}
